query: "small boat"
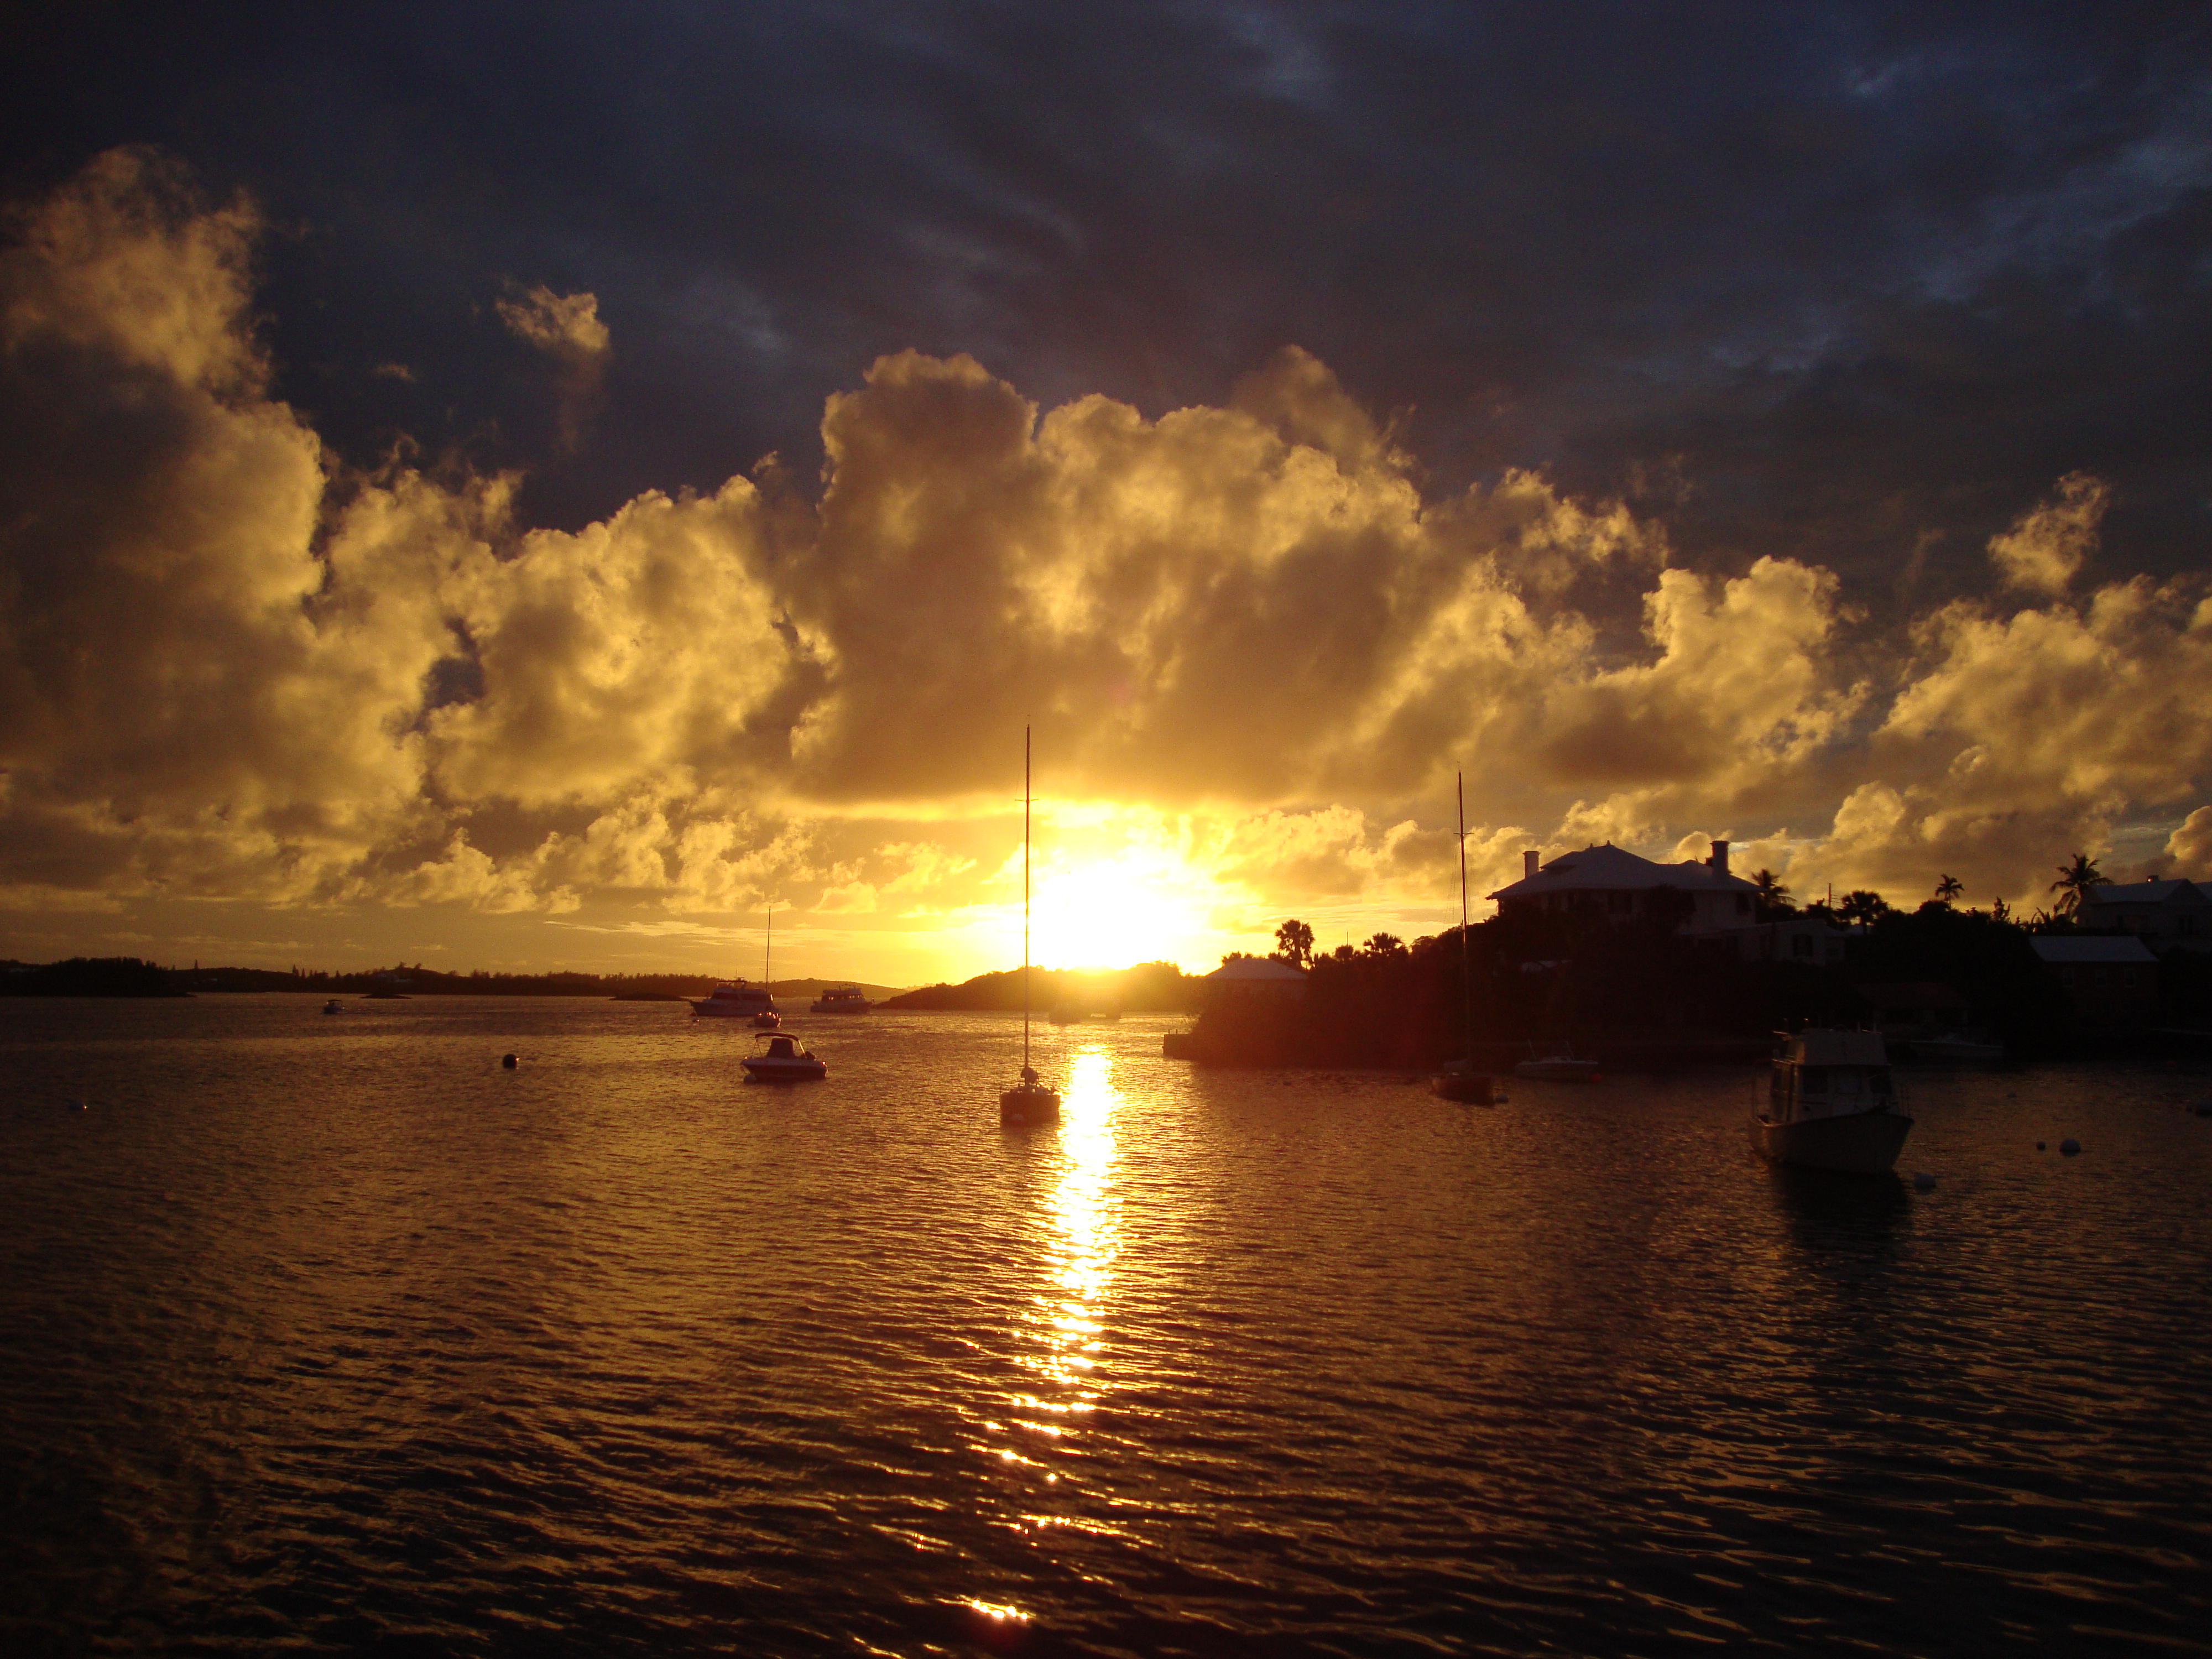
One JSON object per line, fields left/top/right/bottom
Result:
{"left": 1047, "top": 1008, "right": 1119, "bottom": 1026}
{"left": 1905, "top": 1032, "right": 2005, "bottom": 1064}
{"left": 1751, "top": 1029, "right": 1913, "bottom": 1174}
{"left": 1429, "top": 771, "right": 1499, "bottom": 1105}
{"left": 741, "top": 1031, "right": 827, "bottom": 1081}
{"left": 322, "top": 999, "right": 345, "bottom": 1015}
{"left": 1000, "top": 727, "right": 1061, "bottom": 1126}
{"left": 1514, "top": 1053, "right": 1603, "bottom": 1083}
{"left": 810, "top": 985, "right": 872, "bottom": 1014}
{"left": 689, "top": 981, "right": 779, "bottom": 1024}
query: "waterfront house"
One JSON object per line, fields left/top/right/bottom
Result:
{"left": 2079, "top": 878, "right": 2210, "bottom": 948}
{"left": 1488, "top": 840, "right": 1760, "bottom": 936}
{"left": 1203, "top": 956, "right": 1309, "bottom": 1003}
{"left": 2029, "top": 936, "right": 2159, "bottom": 1024}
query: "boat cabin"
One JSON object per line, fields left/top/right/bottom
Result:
{"left": 1770, "top": 1030, "right": 1897, "bottom": 1123}
{"left": 756, "top": 1034, "right": 809, "bottom": 1060}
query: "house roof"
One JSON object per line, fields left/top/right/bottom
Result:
{"left": 1206, "top": 956, "right": 1308, "bottom": 982}
{"left": 1488, "top": 842, "right": 1757, "bottom": 901}
{"left": 2030, "top": 937, "right": 2159, "bottom": 964}
{"left": 2086, "top": 878, "right": 2207, "bottom": 905}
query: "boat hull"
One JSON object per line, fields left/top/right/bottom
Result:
{"left": 1749, "top": 1109, "right": 1913, "bottom": 1175}
{"left": 1429, "top": 1070, "right": 1498, "bottom": 1103}
{"left": 1000, "top": 1084, "right": 1061, "bottom": 1125}
{"left": 1514, "top": 1059, "right": 1602, "bottom": 1083}
{"left": 742, "top": 1057, "right": 826, "bottom": 1081}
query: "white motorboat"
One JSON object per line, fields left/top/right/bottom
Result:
{"left": 1751, "top": 1029, "right": 1913, "bottom": 1174}
{"left": 1514, "top": 1052, "right": 1603, "bottom": 1083}
{"left": 741, "top": 1031, "right": 826, "bottom": 1081}
{"left": 810, "top": 985, "right": 872, "bottom": 1014}
{"left": 689, "top": 981, "right": 779, "bottom": 1024}
{"left": 999, "top": 727, "right": 1061, "bottom": 1126}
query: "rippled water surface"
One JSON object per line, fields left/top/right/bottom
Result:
{"left": 3, "top": 996, "right": 2208, "bottom": 1656}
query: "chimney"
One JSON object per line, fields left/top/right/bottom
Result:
{"left": 1710, "top": 838, "right": 1730, "bottom": 877}
{"left": 1524, "top": 849, "right": 1540, "bottom": 879}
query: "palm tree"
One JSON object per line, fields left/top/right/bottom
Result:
{"left": 1837, "top": 889, "right": 1891, "bottom": 925}
{"left": 1272, "top": 917, "right": 1315, "bottom": 969}
{"left": 1750, "top": 868, "right": 1793, "bottom": 915}
{"left": 1934, "top": 874, "right": 1964, "bottom": 904}
{"left": 2049, "top": 852, "right": 2107, "bottom": 917}
{"left": 1360, "top": 932, "right": 1407, "bottom": 958}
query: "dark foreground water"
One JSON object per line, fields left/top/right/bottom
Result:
{"left": 2, "top": 997, "right": 2208, "bottom": 1657}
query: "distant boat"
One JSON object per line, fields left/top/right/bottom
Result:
{"left": 1750, "top": 1029, "right": 1913, "bottom": 1174}
{"left": 742, "top": 1031, "right": 827, "bottom": 1081}
{"left": 690, "top": 982, "right": 778, "bottom": 1022}
{"left": 322, "top": 999, "right": 345, "bottom": 1015}
{"left": 810, "top": 985, "right": 873, "bottom": 1014}
{"left": 1514, "top": 1052, "right": 1603, "bottom": 1083}
{"left": 1430, "top": 770, "right": 1499, "bottom": 1104}
{"left": 1000, "top": 726, "right": 1061, "bottom": 1126}
{"left": 1047, "top": 1007, "right": 1119, "bottom": 1026}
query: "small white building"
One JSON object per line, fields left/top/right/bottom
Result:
{"left": 1487, "top": 839, "right": 1760, "bottom": 935}
{"left": 1203, "top": 956, "right": 1308, "bottom": 1002}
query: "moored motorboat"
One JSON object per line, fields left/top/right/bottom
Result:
{"left": 322, "top": 998, "right": 345, "bottom": 1014}
{"left": 690, "top": 981, "right": 780, "bottom": 1023}
{"left": 1515, "top": 1053, "right": 1603, "bottom": 1083}
{"left": 810, "top": 985, "right": 872, "bottom": 1014}
{"left": 1751, "top": 1029, "right": 1913, "bottom": 1174}
{"left": 740, "top": 1031, "right": 827, "bottom": 1081}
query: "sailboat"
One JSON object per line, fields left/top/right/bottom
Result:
{"left": 753, "top": 902, "right": 781, "bottom": 1027}
{"left": 1429, "top": 771, "right": 1499, "bottom": 1104}
{"left": 1000, "top": 726, "right": 1062, "bottom": 1125}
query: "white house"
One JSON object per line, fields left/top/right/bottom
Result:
{"left": 1487, "top": 839, "right": 1760, "bottom": 936}
{"left": 1203, "top": 956, "right": 1308, "bottom": 1001}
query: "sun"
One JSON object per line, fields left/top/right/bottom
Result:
{"left": 1030, "top": 855, "right": 1202, "bottom": 969}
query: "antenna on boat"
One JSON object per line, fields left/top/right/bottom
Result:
{"left": 1458, "top": 770, "right": 1471, "bottom": 1062}
{"left": 1023, "top": 722, "right": 1032, "bottom": 1081}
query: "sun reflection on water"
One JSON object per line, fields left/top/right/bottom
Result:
{"left": 1001, "top": 1046, "right": 1120, "bottom": 1458}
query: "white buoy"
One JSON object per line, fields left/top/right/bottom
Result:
{"left": 1912, "top": 1171, "right": 1937, "bottom": 1191}
{"left": 2060, "top": 1137, "right": 2081, "bottom": 1156}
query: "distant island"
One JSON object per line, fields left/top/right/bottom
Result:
{"left": 881, "top": 961, "right": 1201, "bottom": 1013}
{"left": 0, "top": 958, "right": 910, "bottom": 1002}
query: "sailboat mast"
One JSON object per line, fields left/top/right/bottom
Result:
{"left": 1022, "top": 724, "right": 1032, "bottom": 1073}
{"left": 1457, "top": 770, "right": 1471, "bottom": 1058}
{"left": 764, "top": 900, "right": 771, "bottom": 989}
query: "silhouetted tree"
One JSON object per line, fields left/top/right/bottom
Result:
{"left": 1934, "top": 874, "right": 1964, "bottom": 904}
{"left": 1750, "top": 868, "right": 1794, "bottom": 918}
{"left": 1992, "top": 895, "right": 2012, "bottom": 924}
{"left": 1361, "top": 932, "right": 1408, "bottom": 958}
{"left": 1838, "top": 890, "right": 1891, "bottom": 925}
{"left": 1272, "top": 918, "right": 1315, "bottom": 969}
{"left": 2049, "top": 852, "right": 2107, "bottom": 917}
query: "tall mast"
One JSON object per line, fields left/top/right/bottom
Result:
{"left": 1023, "top": 723, "right": 1032, "bottom": 1074}
{"left": 1457, "top": 770, "right": 1471, "bottom": 1060}
{"left": 764, "top": 899, "right": 771, "bottom": 988}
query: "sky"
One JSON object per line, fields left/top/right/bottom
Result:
{"left": 3, "top": 2, "right": 2210, "bottom": 984}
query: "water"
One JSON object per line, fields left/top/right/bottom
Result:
{"left": 2, "top": 997, "right": 2207, "bottom": 1657}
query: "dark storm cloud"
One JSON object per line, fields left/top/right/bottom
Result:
{"left": 10, "top": 3, "right": 2208, "bottom": 584}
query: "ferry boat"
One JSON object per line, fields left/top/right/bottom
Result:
{"left": 809, "top": 985, "right": 872, "bottom": 1014}
{"left": 689, "top": 982, "right": 780, "bottom": 1026}
{"left": 740, "top": 1031, "right": 826, "bottom": 1081}
{"left": 1751, "top": 1029, "right": 1913, "bottom": 1174}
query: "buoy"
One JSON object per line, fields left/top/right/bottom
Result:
{"left": 1912, "top": 1171, "right": 1937, "bottom": 1191}
{"left": 67, "top": 1099, "right": 87, "bottom": 1112}
{"left": 2059, "top": 1138, "right": 2081, "bottom": 1156}
{"left": 502, "top": 1053, "right": 519, "bottom": 1070}
{"left": 2036, "top": 1140, "right": 2046, "bottom": 1151}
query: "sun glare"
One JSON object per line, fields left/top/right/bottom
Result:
{"left": 1030, "top": 856, "right": 1200, "bottom": 968}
